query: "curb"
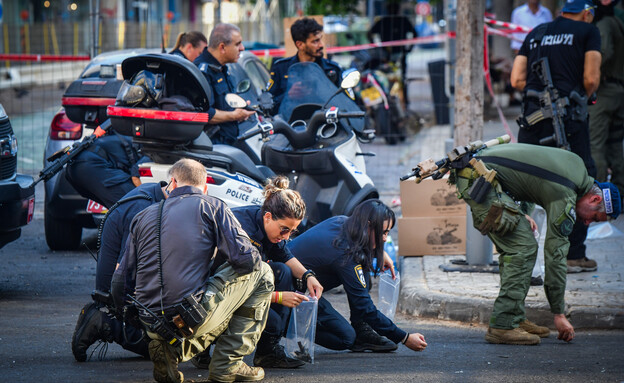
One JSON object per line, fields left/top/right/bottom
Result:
{"left": 398, "top": 257, "right": 624, "bottom": 330}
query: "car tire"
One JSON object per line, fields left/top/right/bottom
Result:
{"left": 45, "top": 205, "right": 83, "bottom": 250}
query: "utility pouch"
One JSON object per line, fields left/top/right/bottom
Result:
{"left": 175, "top": 292, "right": 207, "bottom": 329}
{"left": 172, "top": 314, "right": 193, "bottom": 337}
{"left": 478, "top": 203, "right": 503, "bottom": 235}
{"left": 468, "top": 176, "right": 491, "bottom": 204}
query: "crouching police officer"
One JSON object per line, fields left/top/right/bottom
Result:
{"left": 65, "top": 131, "right": 144, "bottom": 208}
{"left": 448, "top": 143, "right": 620, "bottom": 345}
{"left": 71, "top": 181, "right": 169, "bottom": 362}
{"left": 267, "top": 17, "right": 342, "bottom": 114}
{"left": 111, "top": 158, "right": 273, "bottom": 383}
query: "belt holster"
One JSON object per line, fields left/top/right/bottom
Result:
{"left": 467, "top": 158, "right": 497, "bottom": 204}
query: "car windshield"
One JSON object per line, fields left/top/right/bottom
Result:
{"left": 277, "top": 62, "right": 364, "bottom": 133}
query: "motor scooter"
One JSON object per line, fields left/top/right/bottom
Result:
{"left": 227, "top": 62, "right": 379, "bottom": 228}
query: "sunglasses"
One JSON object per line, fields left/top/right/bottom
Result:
{"left": 279, "top": 226, "right": 298, "bottom": 236}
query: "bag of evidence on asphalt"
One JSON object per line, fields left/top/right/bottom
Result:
{"left": 283, "top": 296, "right": 318, "bottom": 364}
{"left": 378, "top": 270, "right": 400, "bottom": 321}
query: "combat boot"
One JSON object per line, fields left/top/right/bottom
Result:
{"left": 253, "top": 335, "right": 304, "bottom": 369}
{"left": 149, "top": 340, "right": 183, "bottom": 383}
{"left": 71, "top": 302, "right": 112, "bottom": 362}
{"left": 350, "top": 321, "right": 398, "bottom": 352}
{"left": 519, "top": 319, "right": 550, "bottom": 338}
{"left": 208, "top": 362, "right": 264, "bottom": 382}
{"left": 190, "top": 345, "right": 212, "bottom": 369}
{"left": 567, "top": 257, "right": 597, "bottom": 273}
{"left": 485, "top": 327, "right": 541, "bottom": 345}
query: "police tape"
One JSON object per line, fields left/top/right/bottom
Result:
{"left": 248, "top": 34, "right": 449, "bottom": 58}
{"left": 0, "top": 53, "right": 91, "bottom": 62}
{"left": 484, "top": 17, "right": 532, "bottom": 33}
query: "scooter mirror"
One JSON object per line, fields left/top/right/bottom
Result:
{"left": 236, "top": 79, "right": 251, "bottom": 94}
{"left": 225, "top": 93, "right": 248, "bottom": 109}
{"left": 341, "top": 69, "right": 361, "bottom": 89}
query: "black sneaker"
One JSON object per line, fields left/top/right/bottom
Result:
{"left": 350, "top": 321, "right": 398, "bottom": 353}
{"left": 253, "top": 342, "right": 305, "bottom": 369}
{"left": 71, "top": 302, "right": 110, "bottom": 362}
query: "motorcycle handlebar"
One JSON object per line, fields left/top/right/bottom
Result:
{"left": 338, "top": 111, "right": 366, "bottom": 119}
{"left": 237, "top": 127, "right": 262, "bottom": 141}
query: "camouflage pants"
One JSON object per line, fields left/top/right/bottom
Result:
{"left": 455, "top": 176, "right": 538, "bottom": 329}
{"left": 147, "top": 262, "right": 274, "bottom": 375}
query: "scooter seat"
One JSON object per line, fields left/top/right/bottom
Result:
{"left": 213, "top": 144, "right": 271, "bottom": 184}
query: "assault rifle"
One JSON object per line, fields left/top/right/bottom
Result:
{"left": 126, "top": 294, "right": 183, "bottom": 347}
{"left": 399, "top": 135, "right": 511, "bottom": 183}
{"left": 517, "top": 57, "right": 570, "bottom": 151}
{"left": 31, "top": 119, "right": 112, "bottom": 187}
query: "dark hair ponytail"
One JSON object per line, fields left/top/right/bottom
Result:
{"left": 261, "top": 175, "right": 306, "bottom": 221}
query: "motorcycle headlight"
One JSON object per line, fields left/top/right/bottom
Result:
{"left": 0, "top": 104, "right": 6, "bottom": 119}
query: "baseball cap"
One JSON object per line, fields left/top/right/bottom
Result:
{"left": 562, "top": 0, "right": 597, "bottom": 15}
{"left": 595, "top": 181, "right": 621, "bottom": 219}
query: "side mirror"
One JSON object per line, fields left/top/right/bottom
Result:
{"left": 236, "top": 79, "right": 251, "bottom": 94}
{"left": 225, "top": 93, "right": 248, "bottom": 109}
{"left": 340, "top": 69, "right": 361, "bottom": 89}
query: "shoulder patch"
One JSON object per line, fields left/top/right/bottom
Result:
{"left": 354, "top": 265, "right": 366, "bottom": 288}
{"left": 266, "top": 79, "right": 274, "bottom": 91}
{"left": 555, "top": 202, "right": 576, "bottom": 236}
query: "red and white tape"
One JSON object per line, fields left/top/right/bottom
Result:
{"left": 484, "top": 17, "right": 532, "bottom": 33}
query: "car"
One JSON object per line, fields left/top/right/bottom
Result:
{"left": 44, "top": 49, "right": 271, "bottom": 250}
{"left": 0, "top": 103, "right": 35, "bottom": 249}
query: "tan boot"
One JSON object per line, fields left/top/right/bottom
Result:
{"left": 209, "top": 362, "right": 265, "bottom": 382}
{"left": 149, "top": 340, "right": 183, "bottom": 383}
{"left": 519, "top": 319, "right": 550, "bottom": 338}
{"left": 485, "top": 327, "right": 541, "bottom": 345}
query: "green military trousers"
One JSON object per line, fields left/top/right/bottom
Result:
{"left": 148, "top": 262, "right": 274, "bottom": 376}
{"left": 455, "top": 176, "right": 539, "bottom": 329}
{"left": 589, "top": 82, "right": 624, "bottom": 194}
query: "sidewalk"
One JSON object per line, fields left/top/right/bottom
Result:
{"left": 369, "top": 120, "right": 624, "bottom": 330}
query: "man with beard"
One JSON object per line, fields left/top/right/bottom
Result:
{"left": 267, "top": 17, "right": 343, "bottom": 113}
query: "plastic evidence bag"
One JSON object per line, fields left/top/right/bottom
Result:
{"left": 284, "top": 296, "right": 318, "bottom": 364}
{"left": 377, "top": 271, "right": 401, "bottom": 321}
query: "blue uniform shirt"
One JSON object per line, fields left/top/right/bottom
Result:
{"left": 170, "top": 48, "right": 188, "bottom": 61}
{"left": 194, "top": 49, "right": 238, "bottom": 144}
{"left": 96, "top": 182, "right": 166, "bottom": 292}
{"left": 287, "top": 216, "right": 407, "bottom": 344}
{"left": 267, "top": 54, "right": 342, "bottom": 113}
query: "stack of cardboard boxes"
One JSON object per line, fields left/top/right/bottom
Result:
{"left": 398, "top": 177, "right": 467, "bottom": 256}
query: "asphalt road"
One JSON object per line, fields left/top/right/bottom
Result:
{"left": 2, "top": 219, "right": 623, "bottom": 383}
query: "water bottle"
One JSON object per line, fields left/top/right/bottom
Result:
{"left": 384, "top": 235, "right": 397, "bottom": 270}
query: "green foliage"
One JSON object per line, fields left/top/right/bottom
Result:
{"left": 305, "top": 0, "right": 361, "bottom": 16}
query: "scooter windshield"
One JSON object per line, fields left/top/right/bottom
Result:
{"left": 278, "top": 62, "right": 365, "bottom": 133}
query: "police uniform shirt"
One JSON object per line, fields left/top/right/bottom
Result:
{"left": 519, "top": 16, "right": 601, "bottom": 98}
{"left": 211, "top": 205, "right": 294, "bottom": 272}
{"left": 194, "top": 49, "right": 238, "bottom": 144}
{"left": 170, "top": 48, "right": 188, "bottom": 61}
{"left": 267, "top": 54, "right": 342, "bottom": 112}
{"left": 73, "top": 134, "right": 140, "bottom": 187}
{"left": 474, "top": 144, "right": 594, "bottom": 313}
{"left": 287, "top": 216, "right": 407, "bottom": 344}
{"left": 96, "top": 182, "right": 166, "bottom": 293}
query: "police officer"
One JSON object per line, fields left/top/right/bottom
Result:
{"left": 169, "top": 31, "right": 207, "bottom": 62}
{"left": 449, "top": 143, "right": 620, "bottom": 345}
{"left": 111, "top": 158, "right": 273, "bottom": 383}
{"left": 65, "top": 132, "right": 143, "bottom": 208}
{"left": 194, "top": 23, "right": 255, "bottom": 145}
{"left": 589, "top": 0, "right": 624, "bottom": 210}
{"left": 71, "top": 181, "right": 168, "bottom": 362}
{"left": 288, "top": 199, "right": 428, "bottom": 354}
{"left": 510, "top": 0, "right": 602, "bottom": 273}
{"left": 267, "top": 17, "right": 343, "bottom": 114}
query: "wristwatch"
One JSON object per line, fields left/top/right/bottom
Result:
{"left": 302, "top": 269, "right": 317, "bottom": 284}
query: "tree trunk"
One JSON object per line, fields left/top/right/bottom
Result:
{"left": 454, "top": 0, "right": 485, "bottom": 146}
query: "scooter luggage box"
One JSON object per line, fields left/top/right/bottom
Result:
{"left": 62, "top": 78, "right": 122, "bottom": 125}
{"left": 107, "top": 106, "right": 208, "bottom": 143}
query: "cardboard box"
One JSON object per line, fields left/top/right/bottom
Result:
{"left": 400, "top": 176, "right": 466, "bottom": 217}
{"left": 398, "top": 216, "right": 466, "bottom": 256}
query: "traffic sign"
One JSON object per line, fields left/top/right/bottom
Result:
{"left": 416, "top": 1, "right": 431, "bottom": 16}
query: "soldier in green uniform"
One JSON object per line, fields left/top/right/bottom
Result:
{"left": 451, "top": 143, "right": 620, "bottom": 345}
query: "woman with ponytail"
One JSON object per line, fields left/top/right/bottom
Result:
{"left": 197, "top": 175, "right": 323, "bottom": 370}
{"left": 288, "top": 199, "right": 428, "bottom": 354}
{"left": 169, "top": 31, "right": 207, "bottom": 62}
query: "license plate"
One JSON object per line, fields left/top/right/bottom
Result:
{"left": 361, "top": 86, "right": 383, "bottom": 107}
{"left": 86, "top": 200, "right": 108, "bottom": 214}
